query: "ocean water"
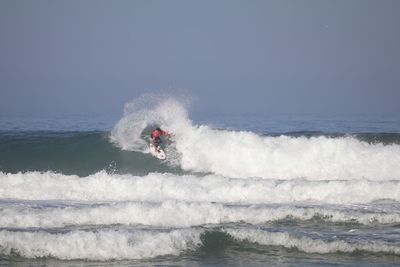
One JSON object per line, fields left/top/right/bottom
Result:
{"left": 1, "top": 96, "right": 400, "bottom": 266}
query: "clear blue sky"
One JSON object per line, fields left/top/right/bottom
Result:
{"left": 0, "top": 0, "right": 399, "bottom": 117}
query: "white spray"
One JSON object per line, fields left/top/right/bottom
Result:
{"left": 111, "top": 95, "right": 400, "bottom": 180}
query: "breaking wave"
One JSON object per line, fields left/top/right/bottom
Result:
{"left": 1, "top": 171, "right": 400, "bottom": 204}
{"left": 1, "top": 227, "right": 400, "bottom": 260}
{"left": 1, "top": 199, "right": 400, "bottom": 229}
{"left": 110, "top": 95, "right": 400, "bottom": 180}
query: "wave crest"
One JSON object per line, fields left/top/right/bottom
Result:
{"left": 110, "top": 95, "right": 400, "bottom": 180}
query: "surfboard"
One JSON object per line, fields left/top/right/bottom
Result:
{"left": 149, "top": 143, "right": 166, "bottom": 160}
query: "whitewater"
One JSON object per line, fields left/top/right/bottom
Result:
{"left": 111, "top": 95, "right": 400, "bottom": 181}
{"left": 1, "top": 95, "right": 400, "bottom": 266}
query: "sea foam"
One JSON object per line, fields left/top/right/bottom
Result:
{"left": 111, "top": 96, "right": 400, "bottom": 181}
{"left": 1, "top": 228, "right": 399, "bottom": 260}
{"left": 0, "top": 229, "right": 201, "bottom": 260}
{"left": 1, "top": 200, "right": 400, "bottom": 228}
{"left": 1, "top": 171, "right": 400, "bottom": 204}
{"left": 226, "top": 228, "right": 400, "bottom": 255}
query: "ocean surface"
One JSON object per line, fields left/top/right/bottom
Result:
{"left": 1, "top": 96, "right": 400, "bottom": 266}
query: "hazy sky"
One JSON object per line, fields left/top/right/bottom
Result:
{"left": 0, "top": 0, "right": 399, "bottom": 117}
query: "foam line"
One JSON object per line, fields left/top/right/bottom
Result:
{"left": 226, "top": 228, "right": 400, "bottom": 254}
{"left": 0, "top": 229, "right": 201, "bottom": 260}
{"left": 1, "top": 171, "right": 400, "bottom": 204}
{"left": 1, "top": 201, "right": 400, "bottom": 228}
{"left": 2, "top": 228, "right": 399, "bottom": 260}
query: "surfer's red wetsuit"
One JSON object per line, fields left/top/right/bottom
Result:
{"left": 151, "top": 129, "right": 168, "bottom": 139}
{"left": 151, "top": 128, "right": 170, "bottom": 147}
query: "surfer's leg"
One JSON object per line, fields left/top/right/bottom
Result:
{"left": 155, "top": 138, "right": 161, "bottom": 150}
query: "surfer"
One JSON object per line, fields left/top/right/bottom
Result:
{"left": 150, "top": 127, "right": 171, "bottom": 150}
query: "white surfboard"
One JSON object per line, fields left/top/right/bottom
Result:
{"left": 149, "top": 143, "right": 166, "bottom": 160}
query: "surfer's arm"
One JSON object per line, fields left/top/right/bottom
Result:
{"left": 161, "top": 130, "right": 173, "bottom": 144}
{"left": 162, "top": 130, "right": 174, "bottom": 137}
{"left": 161, "top": 130, "right": 172, "bottom": 139}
